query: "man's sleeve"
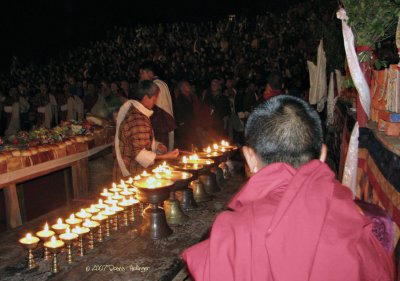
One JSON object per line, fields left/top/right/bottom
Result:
{"left": 122, "top": 117, "right": 156, "bottom": 168}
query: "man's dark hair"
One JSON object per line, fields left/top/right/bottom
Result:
{"left": 134, "top": 80, "right": 159, "bottom": 101}
{"left": 245, "top": 95, "right": 323, "bottom": 168}
{"left": 139, "top": 61, "right": 158, "bottom": 75}
{"left": 267, "top": 72, "right": 283, "bottom": 90}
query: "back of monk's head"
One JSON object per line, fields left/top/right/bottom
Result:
{"left": 244, "top": 95, "right": 323, "bottom": 168}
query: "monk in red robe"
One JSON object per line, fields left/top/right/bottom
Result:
{"left": 182, "top": 95, "right": 393, "bottom": 281}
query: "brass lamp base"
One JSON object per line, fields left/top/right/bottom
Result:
{"left": 190, "top": 180, "right": 212, "bottom": 203}
{"left": 164, "top": 198, "right": 188, "bottom": 225}
{"left": 211, "top": 167, "right": 225, "bottom": 189}
{"left": 176, "top": 188, "right": 198, "bottom": 211}
{"left": 139, "top": 205, "right": 172, "bottom": 239}
{"left": 199, "top": 173, "right": 220, "bottom": 194}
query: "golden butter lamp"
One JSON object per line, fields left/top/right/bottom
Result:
{"left": 76, "top": 209, "right": 92, "bottom": 220}
{"left": 59, "top": 228, "right": 78, "bottom": 264}
{"left": 19, "top": 233, "right": 40, "bottom": 270}
{"left": 91, "top": 213, "right": 108, "bottom": 242}
{"left": 134, "top": 176, "right": 175, "bottom": 239}
{"left": 65, "top": 214, "right": 82, "bottom": 228}
{"left": 51, "top": 218, "right": 69, "bottom": 235}
{"left": 36, "top": 222, "right": 55, "bottom": 260}
{"left": 72, "top": 226, "right": 90, "bottom": 256}
{"left": 100, "top": 206, "right": 116, "bottom": 238}
{"left": 82, "top": 219, "right": 100, "bottom": 250}
{"left": 44, "top": 236, "right": 64, "bottom": 274}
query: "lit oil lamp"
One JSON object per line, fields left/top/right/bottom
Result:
{"left": 213, "top": 143, "right": 219, "bottom": 151}
{"left": 117, "top": 179, "right": 128, "bottom": 190}
{"left": 19, "top": 233, "right": 40, "bottom": 269}
{"left": 36, "top": 222, "right": 55, "bottom": 260}
{"left": 72, "top": 226, "right": 90, "bottom": 256}
{"left": 112, "top": 193, "right": 124, "bottom": 201}
{"left": 91, "top": 213, "right": 108, "bottom": 242}
{"left": 125, "top": 177, "right": 134, "bottom": 186}
{"left": 183, "top": 154, "right": 214, "bottom": 166}
{"left": 51, "top": 218, "right": 69, "bottom": 235}
{"left": 65, "top": 214, "right": 82, "bottom": 228}
{"left": 100, "top": 206, "right": 116, "bottom": 238}
{"left": 59, "top": 228, "right": 78, "bottom": 264}
{"left": 129, "top": 176, "right": 141, "bottom": 193}
{"left": 100, "top": 188, "right": 113, "bottom": 198}
{"left": 44, "top": 236, "right": 65, "bottom": 274}
{"left": 133, "top": 176, "right": 175, "bottom": 239}
{"left": 110, "top": 203, "right": 124, "bottom": 231}
{"left": 85, "top": 205, "right": 100, "bottom": 216}
{"left": 76, "top": 208, "right": 92, "bottom": 220}
{"left": 118, "top": 197, "right": 135, "bottom": 226}
{"left": 120, "top": 185, "right": 133, "bottom": 197}
{"left": 109, "top": 182, "right": 121, "bottom": 193}
{"left": 82, "top": 219, "right": 100, "bottom": 250}
{"left": 95, "top": 198, "right": 107, "bottom": 210}
{"left": 105, "top": 195, "right": 118, "bottom": 205}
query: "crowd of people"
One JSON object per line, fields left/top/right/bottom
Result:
{"left": 0, "top": 1, "right": 336, "bottom": 147}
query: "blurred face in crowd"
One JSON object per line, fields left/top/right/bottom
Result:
{"left": 68, "top": 76, "right": 76, "bottom": 85}
{"left": 211, "top": 79, "right": 221, "bottom": 94}
{"left": 39, "top": 83, "right": 48, "bottom": 95}
{"left": 121, "top": 80, "right": 129, "bottom": 92}
{"left": 111, "top": 82, "right": 119, "bottom": 93}
{"left": 225, "top": 79, "right": 234, "bottom": 89}
{"left": 180, "top": 81, "right": 191, "bottom": 97}
{"left": 18, "top": 84, "right": 27, "bottom": 95}
{"left": 139, "top": 69, "right": 153, "bottom": 81}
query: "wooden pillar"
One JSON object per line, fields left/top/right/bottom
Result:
{"left": 71, "top": 158, "right": 89, "bottom": 199}
{"left": 3, "top": 184, "right": 22, "bottom": 228}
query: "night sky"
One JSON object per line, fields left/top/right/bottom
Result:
{"left": 0, "top": 0, "right": 301, "bottom": 70}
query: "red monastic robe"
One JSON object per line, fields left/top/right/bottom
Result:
{"left": 183, "top": 160, "right": 393, "bottom": 281}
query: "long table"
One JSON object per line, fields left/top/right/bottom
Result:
{"left": 0, "top": 143, "right": 112, "bottom": 229}
{"left": 0, "top": 174, "right": 246, "bottom": 281}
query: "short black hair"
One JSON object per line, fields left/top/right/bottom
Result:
{"left": 245, "top": 95, "right": 323, "bottom": 168}
{"left": 139, "top": 61, "right": 158, "bottom": 75}
{"left": 134, "top": 80, "right": 159, "bottom": 101}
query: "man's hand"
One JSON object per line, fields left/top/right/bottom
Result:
{"left": 156, "top": 149, "right": 179, "bottom": 160}
{"left": 157, "top": 143, "right": 168, "bottom": 154}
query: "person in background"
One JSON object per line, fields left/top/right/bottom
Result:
{"left": 183, "top": 95, "right": 393, "bottom": 281}
{"left": 174, "top": 80, "right": 198, "bottom": 150}
{"left": 202, "top": 78, "right": 231, "bottom": 140}
{"left": 36, "top": 83, "right": 53, "bottom": 129}
{"left": 4, "top": 88, "right": 20, "bottom": 138}
{"left": 17, "top": 82, "right": 31, "bottom": 131}
{"left": 114, "top": 80, "right": 179, "bottom": 179}
{"left": 139, "top": 61, "right": 175, "bottom": 151}
{"left": 263, "top": 71, "right": 285, "bottom": 101}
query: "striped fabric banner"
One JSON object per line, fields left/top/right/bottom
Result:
{"left": 357, "top": 127, "right": 400, "bottom": 241}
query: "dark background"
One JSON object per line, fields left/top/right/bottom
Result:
{"left": 0, "top": 0, "right": 302, "bottom": 71}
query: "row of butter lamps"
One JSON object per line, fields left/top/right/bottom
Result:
{"left": 18, "top": 140, "right": 235, "bottom": 273}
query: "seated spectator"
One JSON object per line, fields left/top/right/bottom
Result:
{"left": 263, "top": 71, "right": 285, "bottom": 100}
{"left": 183, "top": 95, "right": 393, "bottom": 280}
